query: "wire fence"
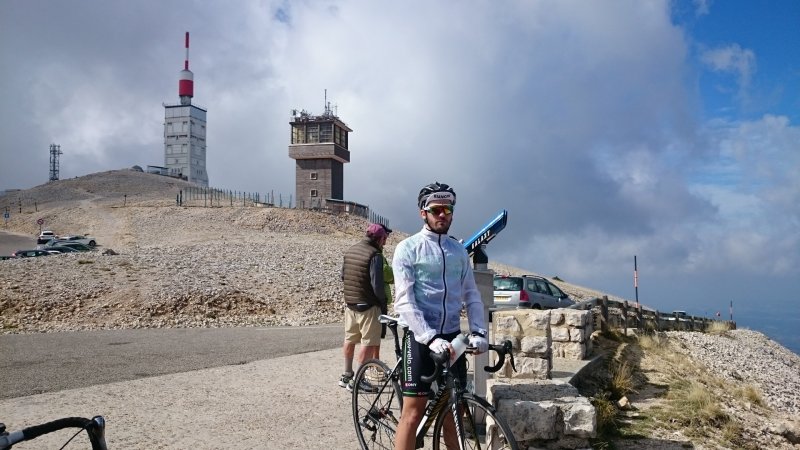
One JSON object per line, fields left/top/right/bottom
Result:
{"left": 175, "top": 186, "right": 390, "bottom": 228}
{"left": 0, "top": 185, "right": 391, "bottom": 231}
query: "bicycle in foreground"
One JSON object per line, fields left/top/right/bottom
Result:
{"left": 0, "top": 416, "right": 107, "bottom": 449}
{"left": 352, "top": 315, "right": 518, "bottom": 449}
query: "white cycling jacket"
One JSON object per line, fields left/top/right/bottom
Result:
{"left": 392, "top": 227, "right": 488, "bottom": 345}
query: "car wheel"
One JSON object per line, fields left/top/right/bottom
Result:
{"left": 89, "top": 240, "right": 96, "bottom": 247}
{"left": 532, "top": 304, "right": 542, "bottom": 310}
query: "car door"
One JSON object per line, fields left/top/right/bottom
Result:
{"left": 524, "top": 279, "right": 548, "bottom": 309}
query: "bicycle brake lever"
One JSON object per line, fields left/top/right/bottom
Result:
{"left": 503, "top": 339, "right": 517, "bottom": 372}
{"left": 503, "top": 340, "right": 517, "bottom": 372}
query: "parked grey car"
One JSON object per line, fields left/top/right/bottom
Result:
{"left": 492, "top": 275, "right": 575, "bottom": 310}
{"left": 11, "top": 249, "right": 52, "bottom": 258}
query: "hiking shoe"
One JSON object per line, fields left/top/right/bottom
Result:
{"left": 347, "top": 377, "right": 378, "bottom": 393}
{"left": 339, "top": 372, "right": 354, "bottom": 389}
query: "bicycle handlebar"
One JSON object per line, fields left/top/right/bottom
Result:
{"left": 420, "top": 340, "right": 516, "bottom": 384}
{"left": 0, "top": 416, "right": 107, "bottom": 450}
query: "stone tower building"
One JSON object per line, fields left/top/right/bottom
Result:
{"left": 287, "top": 105, "right": 351, "bottom": 208}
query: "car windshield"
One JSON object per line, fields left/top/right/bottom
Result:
{"left": 494, "top": 277, "right": 523, "bottom": 291}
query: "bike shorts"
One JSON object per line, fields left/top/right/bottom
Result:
{"left": 400, "top": 329, "right": 467, "bottom": 397}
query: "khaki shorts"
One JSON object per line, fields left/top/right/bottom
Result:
{"left": 344, "top": 306, "right": 381, "bottom": 346}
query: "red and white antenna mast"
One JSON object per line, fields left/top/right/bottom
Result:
{"left": 178, "top": 31, "right": 194, "bottom": 105}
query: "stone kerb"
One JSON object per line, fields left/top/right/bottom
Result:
{"left": 487, "top": 380, "right": 597, "bottom": 447}
{"left": 551, "top": 308, "right": 593, "bottom": 360}
{"left": 492, "top": 309, "right": 552, "bottom": 379}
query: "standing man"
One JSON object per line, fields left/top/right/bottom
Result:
{"left": 391, "top": 182, "right": 489, "bottom": 450}
{"left": 377, "top": 224, "right": 394, "bottom": 360}
{"left": 340, "top": 223, "right": 389, "bottom": 391}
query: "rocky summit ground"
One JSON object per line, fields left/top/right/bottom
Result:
{"left": 0, "top": 169, "right": 611, "bottom": 333}
{"left": 2, "top": 169, "right": 799, "bottom": 449}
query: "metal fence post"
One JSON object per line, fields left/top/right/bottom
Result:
{"left": 637, "top": 303, "right": 643, "bottom": 331}
{"left": 623, "top": 301, "right": 628, "bottom": 335}
{"left": 600, "top": 296, "right": 609, "bottom": 334}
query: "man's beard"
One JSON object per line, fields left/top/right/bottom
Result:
{"left": 425, "top": 216, "right": 451, "bottom": 234}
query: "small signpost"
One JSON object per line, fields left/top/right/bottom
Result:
{"left": 37, "top": 217, "right": 44, "bottom": 234}
{"left": 3, "top": 210, "right": 9, "bottom": 227}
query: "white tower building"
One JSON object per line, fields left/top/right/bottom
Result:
{"left": 164, "top": 32, "right": 209, "bottom": 186}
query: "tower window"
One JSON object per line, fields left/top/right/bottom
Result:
{"left": 310, "top": 172, "right": 318, "bottom": 180}
{"left": 320, "top": 123, "right": 333, "bottom": 142}
{"left": 307, "top": 124, "right": 319, "bottom": 143}
{"left": 310, "top": 189, "right": 318, "bottom": 197}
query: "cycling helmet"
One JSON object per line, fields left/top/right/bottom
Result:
{"left": 417, "top": 182, "right": 456, "bottom": 209}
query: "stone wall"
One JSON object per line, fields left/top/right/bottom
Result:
{"left": 550, "top": 309, "right": 593, "bottom": 360}
{"left": 493, "top": 309, "right": 552, "bottom": 379}
{"left": 489, "top": 308, "right": 596, "bottom": 448}
{"left": 491, "top": 308, "right": 593, "bottom": 378}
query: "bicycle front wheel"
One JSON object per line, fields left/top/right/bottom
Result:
{"left": 352, "top": 358, "right": 403, "bottom": 450}
{"left": 432, "top": 393, "right": 518, "bottom": 450}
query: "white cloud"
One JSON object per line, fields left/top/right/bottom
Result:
{"left": 693, "top": 0, "right": 712, "bottom": 17}
{"left": 700, "top": 43, "right": 757, "bottom": 102}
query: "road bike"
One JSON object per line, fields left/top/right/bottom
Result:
{"left": 0, "top": 416, "right": 106, "bottom": 449}
{"left": 352, "top": 315, "right": 518, "bottom": 449}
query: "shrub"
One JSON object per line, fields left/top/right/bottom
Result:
{"left": 592, "top": 391, "right": 618, "bottom": 434}
{"left": 610, "top": 360, "right": 635, "bottom": 399}
{"left": 665, "top": 379, "right": 729, "bottom": 428}
{"left": 734, "top": 384, "right": 764, "bottom": 407}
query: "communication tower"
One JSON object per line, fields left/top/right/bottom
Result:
{"left": 49, "top": 143, "right": 62, "bottom": 181}
{"left": 163, "top": 32, "right": 209, "bottom": 186}
{"left": 288, "top": 91, "right": 351, "bottom": 208}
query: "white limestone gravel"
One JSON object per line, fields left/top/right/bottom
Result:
{"left": 669, "top": 329, "right": 800, "bottom": 415}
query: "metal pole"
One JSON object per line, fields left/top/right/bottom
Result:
{"left": 634, "top": 255, "right": 639, "bottom": 304}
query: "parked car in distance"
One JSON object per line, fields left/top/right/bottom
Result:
{"left": 38, "top": 240, "right": 93, "bottom": 252}
{"left": 45, "top": 245, "right": 80, "bottom": 254}
{"left": 12, "top": 249, "right": 52, "bottom": 258}
{"left": 37, "top": 230, "right": 57, "bottom": 245}
{"left": 492, "top": 274, "right": 575, "bottom": 310}
{"left": 52, "top": 241, "right": 93, "bottom": 252}
{"left": 58, "top": 235, "right": 97, "bottom": 247}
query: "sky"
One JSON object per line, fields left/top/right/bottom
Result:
{"left": 1, "top": 1, "right": 798, "bottom": 350}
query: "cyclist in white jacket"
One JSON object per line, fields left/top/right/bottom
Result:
{"left": 392, "top": 182, "right": 488, "bottom": 450}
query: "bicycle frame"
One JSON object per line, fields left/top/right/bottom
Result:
{"left": 354, "top": 316, "right": 516, "bottom": 449}
{"left": 358, "top": 346, "right": 462, "bottom": 448}
{"left": 413, "top": 358, "right": 460, "bottom": 449}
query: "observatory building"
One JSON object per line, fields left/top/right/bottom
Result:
{"left": 288, "top": 102, "right": 351, "bottom": 209}
{"left": 163, "top": 32, "right": 209, "bottom": 186}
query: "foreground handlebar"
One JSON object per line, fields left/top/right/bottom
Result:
{"left": 1, "top": 416, "right": 107, "bottom": 450}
